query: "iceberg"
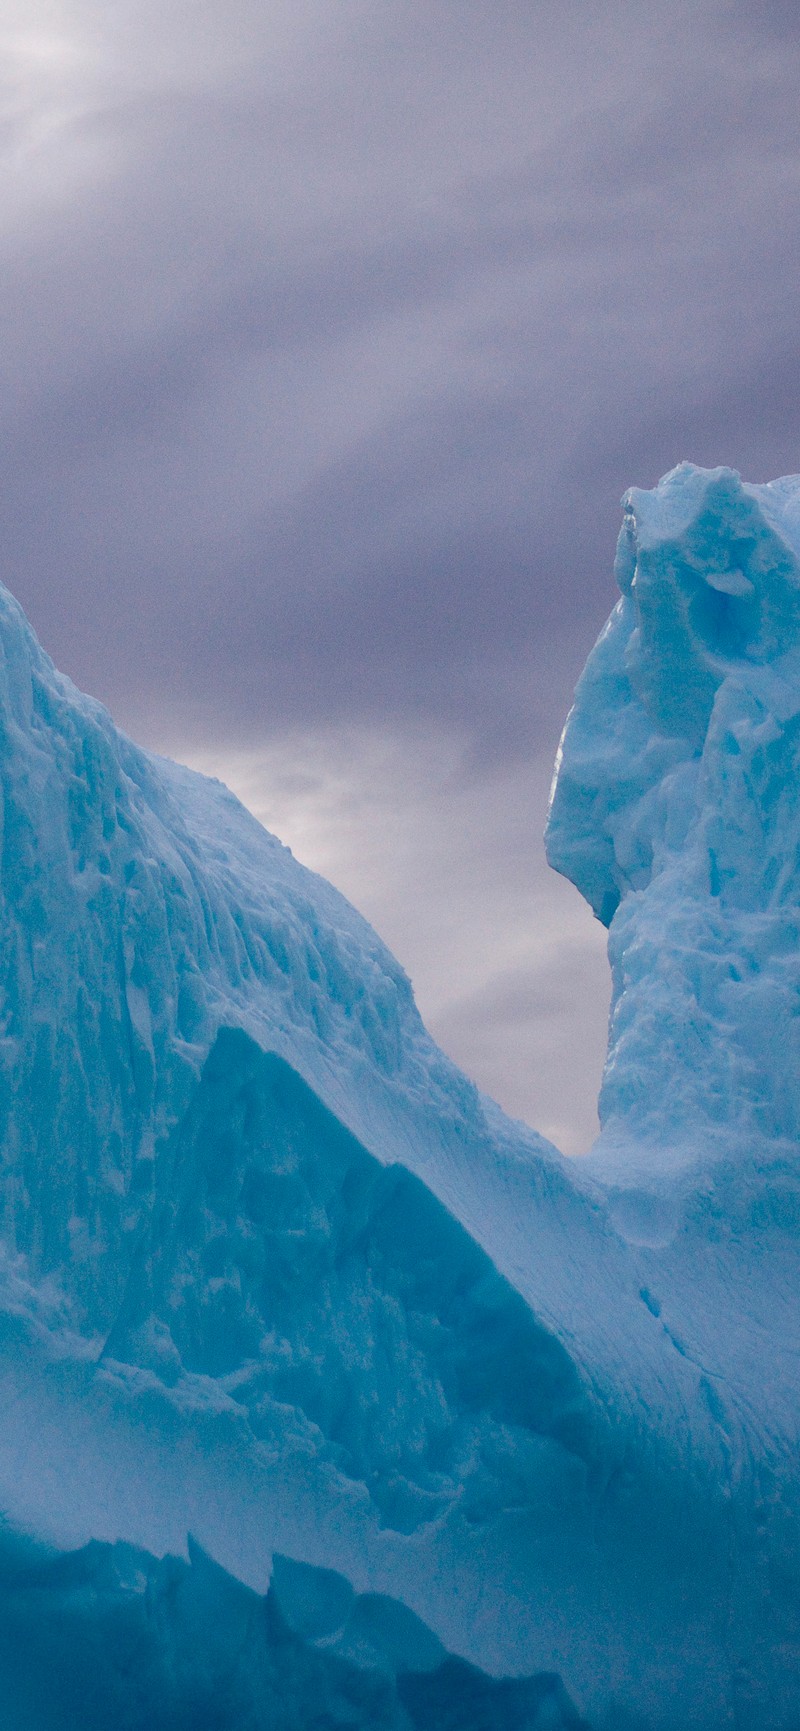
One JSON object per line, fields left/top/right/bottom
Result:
{"left": 0, "top": 463, "right": 797, "bottom": 1727}
{"left": 547, "top": 461, "right": 800, "bottom": 1174}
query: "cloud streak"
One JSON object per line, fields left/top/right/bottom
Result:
{"left": 2, "top": 0, "right": 799, "bottom": 1146}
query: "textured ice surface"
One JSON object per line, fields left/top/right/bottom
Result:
{"left": 547, "top": 462, "right": 800, "bottom": 1175}
{"left": 0, "top": 1528, "right": 587, "bottom": 1731}
{"left": 0, "top": 469, "right": 799, "bottom": 1728}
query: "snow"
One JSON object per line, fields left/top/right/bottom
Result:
{"left": 0, "top": 465, "right": 799, "bottom": 1726}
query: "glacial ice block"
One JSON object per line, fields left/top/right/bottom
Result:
{"left": 547, "top": 461, "right": 800, "bottom": 1166}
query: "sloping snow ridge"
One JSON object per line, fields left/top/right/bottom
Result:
{"left": 0, "top": 464, "right": 799, "bottom": 1728}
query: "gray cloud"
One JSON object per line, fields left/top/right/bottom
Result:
{"left": 2, "top": 0, "right": 799, "bottom": 1144}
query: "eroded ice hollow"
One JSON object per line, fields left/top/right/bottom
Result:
{"left": 0, "top": 465, "right": 798, "bottom": 1729}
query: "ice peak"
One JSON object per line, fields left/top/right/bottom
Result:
{"left": 547, "top": 463, "right": 800, "bottom": 1167}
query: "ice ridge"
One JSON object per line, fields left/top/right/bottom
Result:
{"left": 0, "top": 471, "right": 799, "bottom": 1730}
{"left": 0, "top": 1528, "right": 587, "bottom": 1731}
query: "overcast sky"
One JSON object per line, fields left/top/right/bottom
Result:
{"left": 3, "top": 0, "right": 800, "bottom": 1150}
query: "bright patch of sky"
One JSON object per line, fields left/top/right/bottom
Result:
{"left": 180, "top": 727, "right": 609, "bottom": 1153}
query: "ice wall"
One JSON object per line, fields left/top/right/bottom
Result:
{"left": 547, "top": 463, "right": 800, "bottom": 1169}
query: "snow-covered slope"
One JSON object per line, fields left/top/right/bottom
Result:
{"left": 0, "top": 468, "right": 799, "bottom": 1729}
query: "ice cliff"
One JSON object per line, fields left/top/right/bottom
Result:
{"left": 0, "top": 464, "right": 798, "bottom": 1729}
{"left": 548, "top": 462, "right": 800, "bottom": 1173}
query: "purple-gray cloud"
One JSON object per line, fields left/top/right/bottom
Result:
{"left": 2, "top": 0, "right": 799, "bottom": 1145}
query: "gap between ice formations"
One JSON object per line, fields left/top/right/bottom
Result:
{"left": 0, "top": 464, "right": 798, "bottom": 1727}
